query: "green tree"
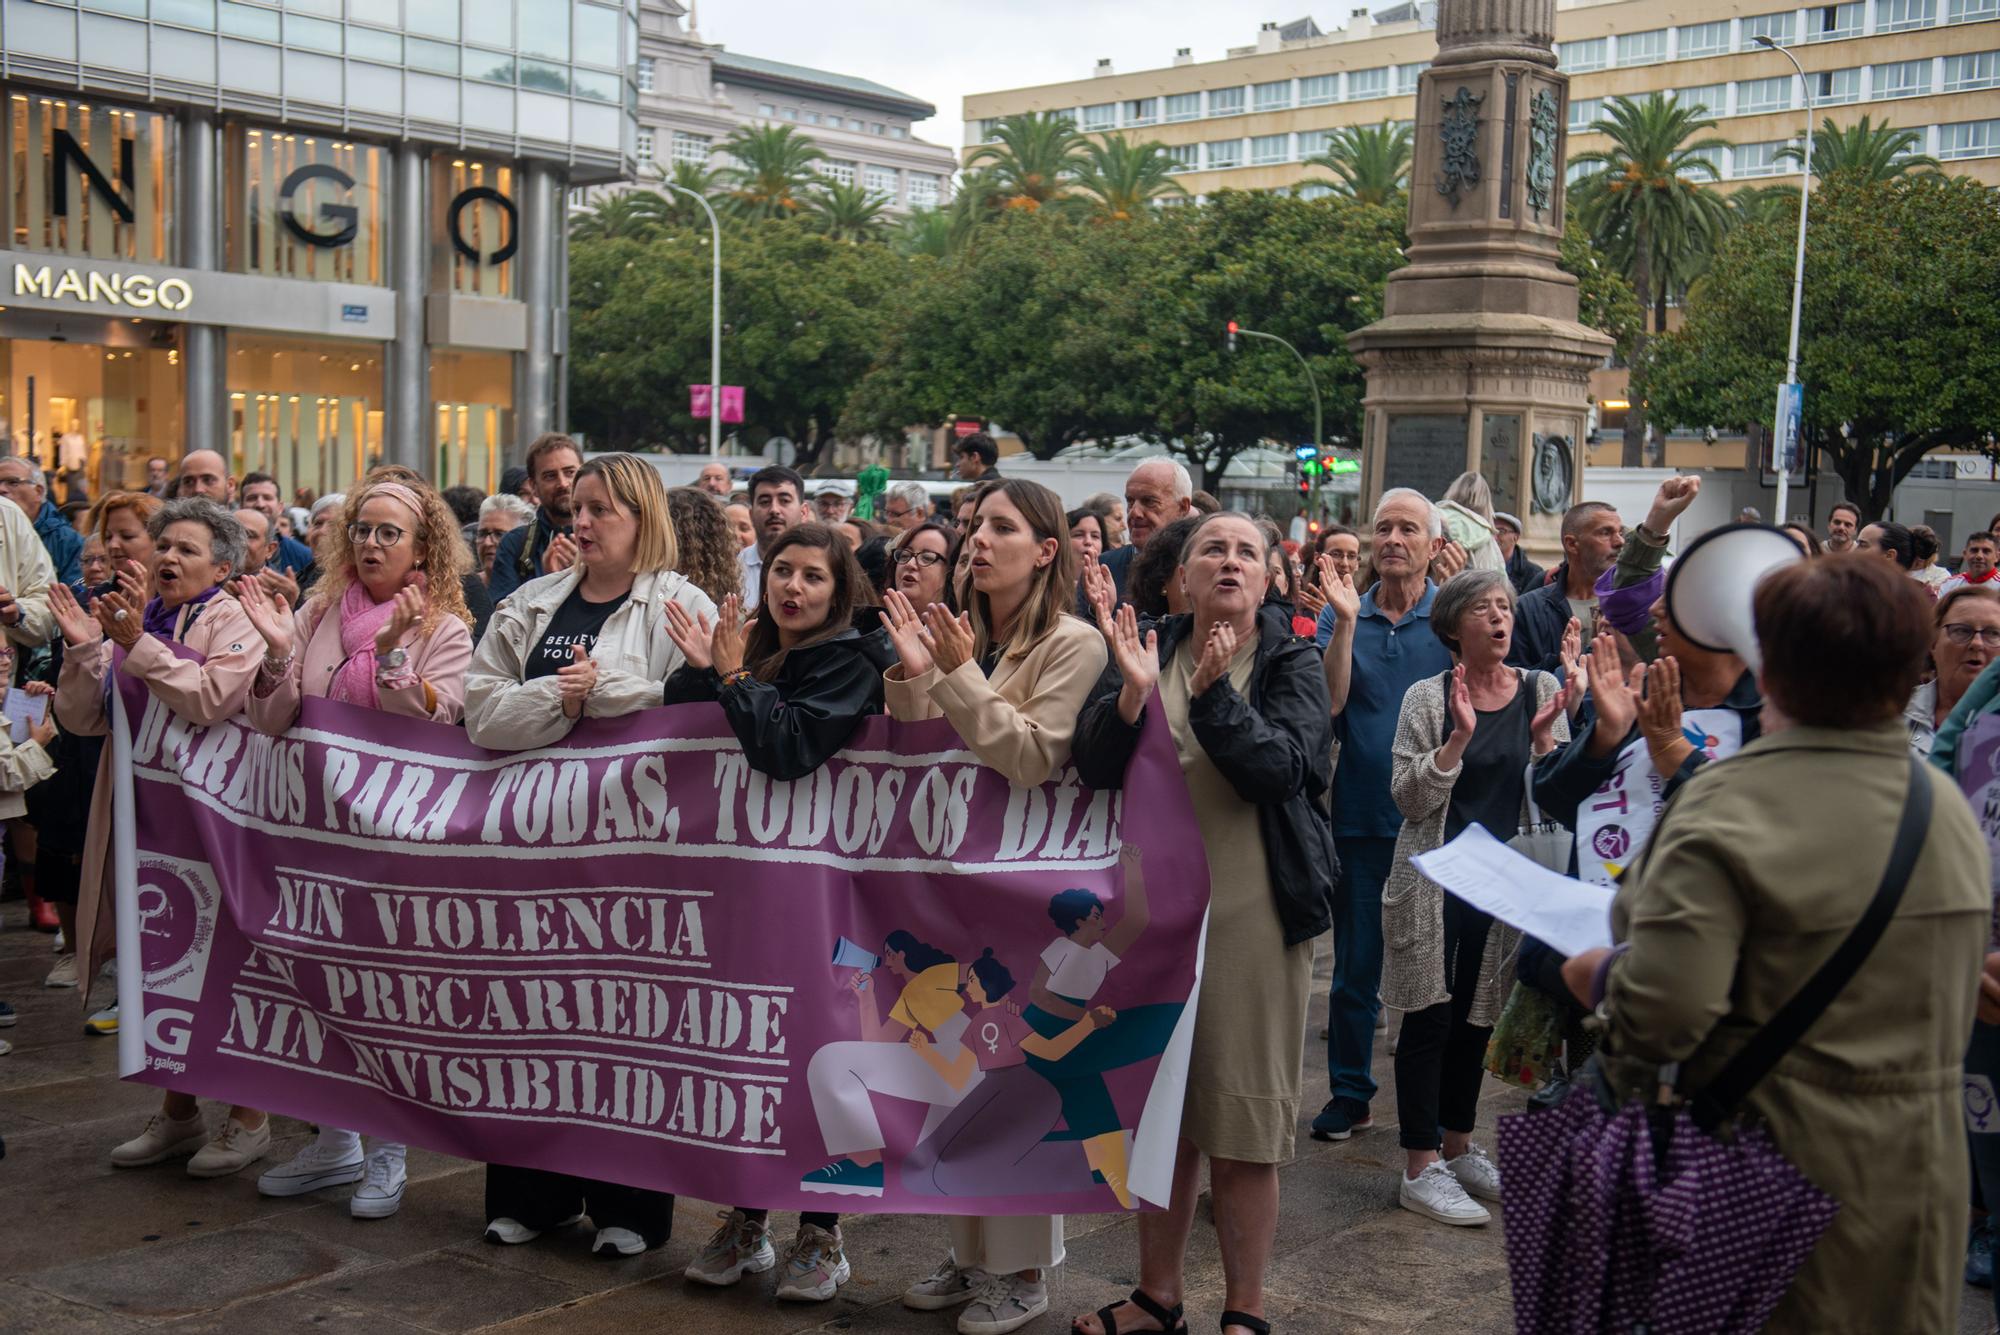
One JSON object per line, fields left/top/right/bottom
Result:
{"left": 964, "top": 112, "right": 1085, "bottom": 212}
{"left": 1070, "top": 135, "right": 1188, "bottom": 219}
{"left": 1559, "top": 214, "right": 1643, "bottom": 361}
{"left": 1777, "top": 114, "right": 1938, "bottom": 183}
{"left": 567, "top": 190, "right": 672, "bottom": 242}
{"left": 1645, "top": 176, "right": 2000, "bottom": 520}
{"left": 656, "top": 159, "right": 725, "bottom": 225}
{"left": 1570, "top": 93, "right": 1732, "bottom": 464}
{"left": 1300, "top": 121, "right": 1414, "bottom": 206}
{"left": 570, "top": 223, "right": 904, "bottom": 467}
{"left": 716, "top": 124, "right": 825, "bottom": 220}
{"left": 894, "top": 204, "right": 972, "bottom": 259}
{"left": 809, "top": 180, "right": 890, "bottom": 242}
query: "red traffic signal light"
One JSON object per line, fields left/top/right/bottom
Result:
{"left": 1297, "top": 478, "right": 1310, "bottom": 495}
{"left": 1226, "top": 320, "right": 1239, "bottom": 353}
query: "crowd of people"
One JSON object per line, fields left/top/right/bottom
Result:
{"left": 4, "top": 428, "right": 1999, "bottom": 1335}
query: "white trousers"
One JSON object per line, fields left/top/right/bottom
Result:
{"left": 948, "top": 1214, "right": 1065, "bottom": 1273}
{"left": 806, "top": 1039, "right": 981, "bottom": 1157}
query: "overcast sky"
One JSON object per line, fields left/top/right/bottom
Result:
{"left": 697, "top": 0, "right": 1296, "bottom": 159}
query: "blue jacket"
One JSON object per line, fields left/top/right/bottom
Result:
{"left": 487, "top": 510, "right": 567, "bottom": 602}
{"left": 32, "top": 499, "right": 81, "bottom": 589}
{"left": 271, "top": 533, "right": 314, "bottom": 577}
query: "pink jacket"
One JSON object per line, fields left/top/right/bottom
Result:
{"left": 56, "top": 594, "right": 262, "bottom": 1000}
{"left": 246, "top": 600, "right": 472, "bottom": 734}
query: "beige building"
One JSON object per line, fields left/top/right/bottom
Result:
{"left": 963, "top": 0, "right": 2000, "bottom": 200}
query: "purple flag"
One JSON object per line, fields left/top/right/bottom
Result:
{"left": 111, "top": 678, "right": 1209, "bottom": 1215}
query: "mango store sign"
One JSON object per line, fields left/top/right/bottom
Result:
{"left": 13, "top": 263, "right": 194, "bottom": 312}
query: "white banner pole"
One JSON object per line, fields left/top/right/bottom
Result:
{"left": 111, "top": 681, "right": 144, "bottom": 1077}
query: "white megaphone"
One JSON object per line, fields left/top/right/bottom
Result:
{"left": 831, "top": 936, "right": 881, "bottom": 973}
{"left": 1662, "top": 522, "right": 1804, "bottom": 675}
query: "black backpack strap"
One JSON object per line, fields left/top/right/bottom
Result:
{"left": 1690, "top": 754, "right": 1933, "bottom": 1134}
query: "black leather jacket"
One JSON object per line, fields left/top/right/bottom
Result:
{"left": 1073, "top": 601, "right": 1338, "bottom": 945}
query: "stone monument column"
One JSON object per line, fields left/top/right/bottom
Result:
{"left": 1348, "top": 0, "right": 1612, "bottom": 536}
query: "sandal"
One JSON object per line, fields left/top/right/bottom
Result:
{"left": 1220, "top": 1312, "right": 1271, "bottom": 1335}
{"left": 1074, "top": 1288, "right": 1188, "bottom": 1335}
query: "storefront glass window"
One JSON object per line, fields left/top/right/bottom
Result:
{"left": 435, "top": 157, "right": 518, "bottom": 299}
{"left": 8, "top": 93, "right": 176, "bottom": 264}
{"left": 225, "top": 125, "right": 389, "bottom": 287}
{"left": 431, "top": 349, "right": 515, "bottom": 493}
{"left": 227, "top": 334, "right": 384, "bottom": 501}
{"left": 0, "top": 324, "right": 185, "bottom": 496}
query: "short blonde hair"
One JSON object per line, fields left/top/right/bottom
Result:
{"left": 577, "top": 453, "right": 677, "bottom": 574}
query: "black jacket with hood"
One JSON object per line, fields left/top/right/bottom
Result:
{"left": 1072, "top": 601, "right": 1338, "bottom": 946}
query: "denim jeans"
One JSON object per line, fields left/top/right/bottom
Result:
{"left": 1327, "top": 835, "right": 1396, "bottom": 1107}
{"left": 1966, "top": 1020, "right": 2000, "bottom": 1324}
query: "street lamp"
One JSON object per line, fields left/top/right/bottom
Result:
{"left": 1227, "top": 319, "right": 1325, "bottom": 519}
{"left": 1755, "top": 34, "right": 1815, "bottom": 524}
{"left": 640, "top": 161, "right": 724, "bottom": 458}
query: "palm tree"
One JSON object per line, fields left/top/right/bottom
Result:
{"left": 716, "top": 124, "right": 825, "bottom": 219}
{"left": 965, "top": 112, "right": 1085, "bottom": 211}
{"left": 1569, "top": 93, "right": 1732, "bottom": 465}
{"left": 1777, "top": 114, "right": 1938, "bottom": 183}
{"left": 1301, "top": 121, "right": 1414, "bottom": 206}
{"left": 567, "top": 189, "right": 672, "bottom": 242}
{"left": 1070, "top": 135, "right": 1188, "bottom": 219}
{"left": 810, "top": 179, "right": 891, "bottom": 242}
{"left": 1726, "top": 182, "right": 1802, "bottom": 228}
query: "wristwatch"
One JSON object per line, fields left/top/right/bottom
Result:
{"left": 375, "top": 646, "right": 409, "bottom": 671}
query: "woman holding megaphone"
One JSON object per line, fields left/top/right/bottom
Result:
{"left": 662, "top": 521, "right": 892, "bottom": 1304}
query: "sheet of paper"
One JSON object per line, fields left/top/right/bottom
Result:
{"left": 1412, "top": 823, "right": 1616, "bottom": 956}
{"left": 3, "top": 690, "right": 45, "bottom": 744}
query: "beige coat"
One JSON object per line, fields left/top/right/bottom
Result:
{"left": 1602, "top": 721, "right": 1990, "bottom": 1335}
{"left": 246, "top": 599, "right": 473, "bottom": 733}
{"left": 464, "top": 567, "right": 714, "bottom": 751}
{"left": 884, "top": 613, "right": 1106, "bottom": 787}
{"left": 0, "top": 493, "right": 56, "bottom": 648}
{"left": 56, "top": 595, "right": 262, "bottom": 994}
{"left": 1382, "top": 667, "right": 1566, "bottom": 1025}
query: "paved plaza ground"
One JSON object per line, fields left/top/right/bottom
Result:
{"left": 2, "top": 903, "right": 1991, "bottom": 1334}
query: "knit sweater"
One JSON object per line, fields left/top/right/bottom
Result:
{"left": 1381, "top": 666, "right": 1567, "bottom": 1024}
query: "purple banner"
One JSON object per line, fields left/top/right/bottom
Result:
{"left": 112, "top": 673, "right": 1209, "bottom": 1214}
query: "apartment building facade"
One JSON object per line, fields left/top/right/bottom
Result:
{"left": 626, "top": 0, "right": 957, "bottom": 215}
{"left": 963, "top": 0, "right": 2000, "bottom": 198}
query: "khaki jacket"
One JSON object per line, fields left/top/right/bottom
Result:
{"left": 885, "top": 614, "right": 1106, "bottom": 788}
{"left": 0, "top": 494, "right": 55, "bottom": 648}
{"left": 465, "top": 567, "right": 714, "bottom": 751}
{"left": 55, "top": 595, "right": 262, "bottom": 996}
{"left": 1603, "top": 722, "right": 1990, "bottom": 1335}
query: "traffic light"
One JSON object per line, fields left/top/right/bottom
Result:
{"left": 1298, "top": 478, "right": 1310, "bottom": 497}
{"left": 1226, "top": 320, "right": 1239, "bottom": 353}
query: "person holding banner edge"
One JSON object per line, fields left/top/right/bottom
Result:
{"left": 874, "top": 477, "right": 1105, "bottom": 1335}
{"left": 50, "top": 499, "right": 270, "bottom": 1177}
{"left": 464, "top": 452, "right": 714, "bottom": 1258}
{"left": 662, "top": 520, "right": 892, "bottom": 1301}
{"left": 1068, "top": 511, "right": 1335, "bottom": 1335}
{"left": 237, "top": 471, "right": 476, "bottom": 1220}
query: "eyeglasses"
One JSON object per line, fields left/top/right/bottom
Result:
{"left": 1943, "top": 623, "right": 2000, "bottom": 647}
{"left": 347, "top": 522, "right": 409, "bottom": 548}
{"left": 892, "top": 549, "right": 946, "bottom": 568}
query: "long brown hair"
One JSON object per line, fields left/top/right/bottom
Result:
{"left": 667, "top": 486, "right": 740, "bottom": 608}
{"left": 742, "top": 523, "right": 877, "bottom": 681}
{"left": 309, "top": 465, "right": 472, "bottom": 632}
{"left": 967, "top": 479, "right": 1077, "bottom": 662}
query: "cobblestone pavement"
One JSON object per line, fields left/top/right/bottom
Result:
{"left": 1, "top": 906, "right": 1989, "bottom": 1334}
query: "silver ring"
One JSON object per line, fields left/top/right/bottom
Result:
{"left": 113, "top": 609, "right": 130, "bottom": 623}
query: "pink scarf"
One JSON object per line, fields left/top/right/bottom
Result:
{"left": 328, "top": 579, "right": 402, "bottom": 708}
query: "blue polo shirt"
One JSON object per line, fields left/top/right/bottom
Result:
{"left": 1316, "top": 580, "right": 1452, "bottom": 839}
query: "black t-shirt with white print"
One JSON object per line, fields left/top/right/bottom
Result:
{"left": 526, "top": 585, "right": 629, "bottom": 680}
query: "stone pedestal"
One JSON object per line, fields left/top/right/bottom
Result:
{"left": 1348, "top": 0, "right": 1612, "bottom": 539}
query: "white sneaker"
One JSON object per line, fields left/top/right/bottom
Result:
{"left": 592, "top": 1226, "right": 649, "bottom": 1257}
{"left": 485, "top": 1217, "right": 541, "bottom": 1246}
{"left": 774, "top": 1223, "right": 849, "bottom": 1301}
{"left": 0, "top": 1037, "right": 11, "bottom": 1056}
{"left": 44, "top": 954, "right": 78, "bottom": 988}
{"left": 904, "top": 1255, "right": 983, "bottom": 1310}
{"left": 350, "top": 1145, "right": 407, "bottom": 1219}
{"left": 257, "top": 1137, "right": 365, "bottom": 1197}
{"left": 1400, "top": 1159, "right": 1491, "bottom": 1226}
{"left": 958, "top": 1272, "right": 1049, "bottom": 1335}
{"left": 684, "top": 1209, "right": 775, "bottom": 1286}
{"left": 1446, "top": 1142, "right": 1502, "bottom": 1203}
{"left": 53, "top": 928, "right": 65, "bottom": 953}
{"left": 110, "top": 1111, "right": 209, "bottom": 1168}
{"left": 186, "top": 1117, "right": 272, "bottom": 1178}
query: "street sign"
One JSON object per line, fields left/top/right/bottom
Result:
{"left": 952, "top": 419, "right": 983, "bottom": 438}
{"left": 1328, "top": 458, "right": 1360, "bottom": 474}
{"left": 1294, "top": 444, "right": 1319, "bottom": 461}
{"left": 1774, "top": 382, "right": 1804, "bottom": 471}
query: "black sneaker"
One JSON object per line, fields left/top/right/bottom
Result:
{"left": 1310, "top": 1098, "right": 1374, "bottom": 1141}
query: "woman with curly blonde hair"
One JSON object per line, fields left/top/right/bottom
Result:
{"left": 668, "top": 485, "right": 741, "bottom": 609}
{"left": 231, "top": 468, "right": 478, "bottom": 1220}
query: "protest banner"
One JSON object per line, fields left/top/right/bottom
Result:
{"left": 109, "top": 671, "right": 1208, "bottom": 1214}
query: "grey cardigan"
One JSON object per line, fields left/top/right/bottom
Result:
{"left": 1382, "top": 666, "right": 1567, "bottom": 1025}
